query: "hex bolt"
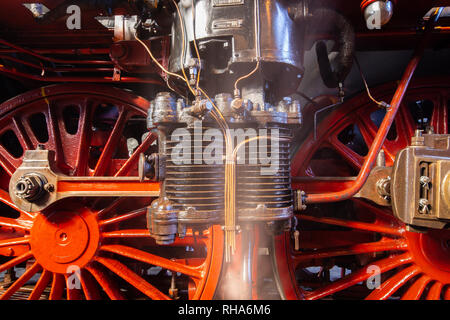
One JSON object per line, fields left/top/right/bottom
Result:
{"left": 298, "top": 190, "right": 307, "bottom": 211}
{"left": 44, "top": 183, "right": 55, "bottom": 193}
{"left": 418, "top": 198, "right": 430, "bottom": 214}
{"left": 376, "top": 177, "right": 391, "bottom": 199}
{"left": 419, "top": 176, "right": 431, "bottom": 190}
{"left": 231, "top": 97, "right": 244, "bottom": 113}
{"left": 411, "top": 129, "right": 425, "bottom": 146}
{"left": 376, "top": 149, "right": 386, "bottom": 167}
{"left": 14, "top": 173, "right": 47, "bottom": 202}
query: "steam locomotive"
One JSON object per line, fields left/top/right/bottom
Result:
{"left": 0, "top": 0, "right": 448, "bottom": 300}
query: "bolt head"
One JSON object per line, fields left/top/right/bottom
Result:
{"left": 14, "top": 173, "right": 47, "bottom": 201}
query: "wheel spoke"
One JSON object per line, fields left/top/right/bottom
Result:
{"left": 114, "top": 132, "right": 157, "bottom": 177}
{"left": 0, "top": 251, "right": 32, "bottom": 273}
{"left": 65, "top": 274, "right": 83, "bottom": 300}
{"left": 94, "top": 256, "right": 171, "bottom": 300}
{"left": 49, "top": 273, "right": 64, "bottom": 300}
{"left": 0, "top": 188, "right": 35, "bottom": 220}
{"left": 305, "top": 253, "right": 412, "bottom": 300}
{"left": 85, "top": 264, "right": 125, "bottom": 300}
{"left": 352, "top": 198, "right": 400, "bottom": 226}
{"left": 0, "top": 146, "right": 18, "bottom": 176}
{"left": 80, "top": 269, "right": 101, "bottom": 300}
{"left": 398, "top": 103, "right": 416, "bottom": 138}
{"left": 297, "top": 215, "right": 404, "bottom": 237}
{"left": 95, "top": 197, "right": 127, "bottom": 220}
{"left": 101, "top": 244, "right": 202, "bottom": 279}
{"left": 12, "top": 116, "right": 33, "bottom": 150}
{"left": 46, "top": 104, "right": 65, "bottom": 167}
{"left": 0, "top": 237, "right": 29, "bottom": 248}
{"left": 0, "top": 261, "right": 41, "bottom": 300}
{"left": 444, "top": 286, "right": 450, "bottom": 300}
{"left": 426, "top": 281, "right": 443, "bottom": 300}
{"left": 401, "top": 275, "right": 431, "bottom": 300}
{"left": 293, "top": 239, "right": 407, "bottom": 267}
{"left": 28, "top": 269, "right": 52, "bottom": 300}
{"left": 356, "top": 117, "right": 377, "bottom": 149}
{"left": 92, "top": 107, "right": 128, "bottom": 176}
{"left": 294, "top": 230, "right": 376, "bottom": 249}
{"left": 365, "top": 265, "right": 420, "bottom": 300}
{"left": 328, "top": 137, "right": 364, "bottom": 169}
{"left": 99, "top": 208, "right": 146, "bottom": 226}
{"left": 73, "top": 100, "right": 92, "bottom": 176}
{"left": 0, "top": 216, "right": 32, "bottom": 230}
{"left": 383, "top": 104, "right": 414, "bottom": 160}
{"left": 431, "top": 100, "right": 448, "bottom": 134}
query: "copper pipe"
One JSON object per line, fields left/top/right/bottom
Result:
{"left": 305, "top": 8, "right": 444, "bottom": 204}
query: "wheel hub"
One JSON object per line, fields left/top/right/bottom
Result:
{"left": 406, "top": 230, "right": 450, "bottom": 276}
{"left": 30, "top": 209, "right": 100, "bottom": 274}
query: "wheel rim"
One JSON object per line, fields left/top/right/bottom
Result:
{"left": 0, "top": 84, "right": 223, "bottom": 300}
{"left": 275, "top": 78, "right": 450, "bottom": 300}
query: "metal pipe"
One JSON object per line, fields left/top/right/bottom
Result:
{"left": 312, "top": 8, "right": 355, "bottom": 88}
{"left": 305, "top": 7, "right": 444, "bottom": 205}
{"left": 240, "top": 225, "right": 254, "bottom": 300}
{"left": 0, "top": 55, "right": 114, "bottom": 73}
{"left": 0, "top": 39, "right": 113, "bottom": 65}
{"left": 0, "top": 48, "right": 110, "bottom": 55}
{"left": 0, "top": 65, "right": 164, "bottom": 85}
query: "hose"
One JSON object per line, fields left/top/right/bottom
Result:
{"left": 312, "top": 8, "right": 355, "bottom": 88}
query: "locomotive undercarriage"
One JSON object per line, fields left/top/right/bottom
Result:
{"left": 0, "top": 0, "right": 449, "bottom": 300}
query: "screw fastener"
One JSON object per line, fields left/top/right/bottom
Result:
{"left": 418, "top": 198, "right": 431, "bottom": 215}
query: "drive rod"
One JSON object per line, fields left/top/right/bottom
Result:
{"left": 305, "top": 7, "right": 444, "bottom": 204}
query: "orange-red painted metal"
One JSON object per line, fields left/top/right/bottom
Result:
{"left": 276, "top": 79, "right": 450, "bottom": 300}
{"left": 0, "top": 84, "right": 223, "bottom": 300}
{"left": 305, "top": 8, "right": 443, "bottom": 204}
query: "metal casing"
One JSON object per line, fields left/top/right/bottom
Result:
{"left": 169, "top": 0, "right": 305, "bottom": 80}
{"left": 392, "top": 134, "right": 450, "bottom": 229}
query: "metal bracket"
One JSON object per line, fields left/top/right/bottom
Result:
{"left": 9, "top": 149, "right": 159, "bottom": 212}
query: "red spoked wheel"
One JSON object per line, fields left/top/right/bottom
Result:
{"left": 0, "top": 84, "right": 223, "bottom": 300}
{"left": 274, "top": 78, "right": 450, "bottom": 300}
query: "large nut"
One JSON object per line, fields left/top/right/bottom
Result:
{"left": 14, "top": 173, "right": 47, "bottom": 202}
